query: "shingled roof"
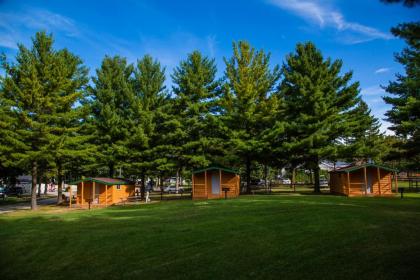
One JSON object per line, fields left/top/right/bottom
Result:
{"left": 69, "top": 177, "right": 134, "bottom": 186}
{"left": 331, "top": 163, "right": 396, "bottom": 173}
{"left": 192, "top": 165, "right": 238, "bottom": 174}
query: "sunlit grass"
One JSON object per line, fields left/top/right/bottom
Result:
{"left": 1, "top": 195, "right": 419, "bottom": 280}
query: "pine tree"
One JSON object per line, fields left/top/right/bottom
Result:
{"left": 171, "top": 51, "right": 222, "bottom": 178}
{"left": 345, "top": 100, "right": 385, "bottom": 163}
{"left": 221, "top": 41, "right": 281, "bottom": 193}
{"left": 383, "top": 22, "right": 420, "bottom": 168}
{"left": 280, "top": 42, "right": 360, "bottom": 192}
{"left": 0, "top": 85, "right": 24, "bottom": 185}
{"left": 89, "top": 56, "right": 143, "bottom": 177}
{"left": 130, "top": 55, "right": 167, "bottom": 195}
{"left": 0, "top": 31, "right": 88, "bottom": 209}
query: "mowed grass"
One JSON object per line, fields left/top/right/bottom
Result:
{"left": 1, "top": 195, "right": 420, "bottom": 280}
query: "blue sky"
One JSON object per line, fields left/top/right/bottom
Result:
{"left": 1, "top": 0, "right": 419, "bottom": 133}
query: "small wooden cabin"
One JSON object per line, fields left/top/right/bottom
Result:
{"left": 72, "top": 177, "right": 135, "bottom": 207}
{"left": 192, "top": 166, "right": 240, "bottom": 199}
{"left": 329, "top": 164, "right": 398, "bottom": 196}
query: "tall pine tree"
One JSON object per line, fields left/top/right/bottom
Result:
{"left": 171, "top": 51, "right": 222, "bottom": 181}
{"left": 280, "top": 42, "right": 360, "bottom": 192}
{"left": 130, "top": 55, "right": 167, "bottom": 195}
{"left": 89, "top": 56, "right": 144, "bottom": 177}
{"left": 221, "top": 41, "right": 280, "bottom": 193}
{"left": 345, "top": 100, "right": 385, "bottom": 163}
{"left": 0, "top": 31, "right": 88, "bottom": 209}
{"left": 383, "top": 22, "right": 420, "bottom": 168}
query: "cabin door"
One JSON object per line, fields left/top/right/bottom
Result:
{"left": 211, "top": 172, "right": 220, "bottom": 195}
{"left": 367, "top": 172, "right": 373, "bottom": 194}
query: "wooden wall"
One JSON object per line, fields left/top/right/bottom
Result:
{"left": 76, "top": 182, "right": 135, "bottom": 206}
{"left": 192, "top": 170, "right": 240, "bottom": 199}
{"left": 192, "top": 172, "right": 207, "bottom": 198}
{"left": 330, "top": 172, "right": 348, "bottom": 195}
{"left": 330, "top": 167, "right": 392, "bottom": 196}
{"left": 220, "top": 172, "right": 240, "bottom": 198}
{"left": 111, "top": 184, "right": 135, "bottom": 204}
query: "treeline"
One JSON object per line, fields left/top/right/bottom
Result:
{"left": 0, "top": 29, "right": 417, "bottom": 209}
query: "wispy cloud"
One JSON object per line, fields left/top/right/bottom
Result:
{"left": 0, "top": 8, "right": 79, "bottom": 49}
{"left": 267, "top": 0, "right": 392, "bottom": 44}
{"left": 138, "top": 32, "right": 218, "bottom": 68}
{"left": 361, "top": 85, "right": 386, "bottom": 97}
{"left": 375, "top": 67, "right": 390, "bottom": 74}
{"left": 0, "top": 7, "right": 218, "bottom": 73}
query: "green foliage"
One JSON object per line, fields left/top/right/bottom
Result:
{"left": 0, "top": 31, "right": 88, "bottom": 207}
{"left": 171, "top": 50, "right": 222, "bottom": 170}
{"left": 221, "top": 41, "right": 280, "bottom": 192}
{"left": 279, "top": 42, "right": 360, "bottom": 191}
{"left": 383, "top": 22, "right": 420, "bottom": 169}
{"left": 2, "top": 30, "right": 407, "bottom": 196}
{"left": 89, "top": 56, "right": 144, "bottom": 177}
{"left": 345, "top": 100, "right": 385, "bottom": 163}
{"left": 129, "top": 55, "right": 169, "bottom": 177}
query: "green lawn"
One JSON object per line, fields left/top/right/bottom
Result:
{"left": 0, "top": 195, "right": 55, "bottom": 206}
{"left": 1, "top": 195, "right": 420, "bottom": 280}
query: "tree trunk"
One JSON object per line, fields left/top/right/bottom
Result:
{"left": 43, "top": 176, "right": 48, "bottom": 195}
{"left": 176, "top": 168, "right": 180, "bottom": 193}
{"left": 109, "top": 163, "right": 114, "bottom": 178}
{"left": 309, "top": 170, "right": 313, "bottom": 185}
{"left": 31, "top": 161, "right": 38, "bottom": 210}
{"left": 246, "top": 156, "right": 251, "bottom": 194}
{"left": 291, "top": 167, "right": 296, "bottom": 192}
{"left": 140, "top": 173, "right": 145, "bottom": 200}
{"left": 37, "top": 175, "right": 41, "bottom": 198}
{"left": 264, "top": 164, "right": 268, "bottom": 193}
{"left": 313, "top": 161, "right": 321, "bottom": 193}
{"left": 57, "top": 165, "right": 63, "bottom": 204}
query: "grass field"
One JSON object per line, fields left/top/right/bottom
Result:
{"left": 1, "top": 194, "right": 420, "bottom": 280}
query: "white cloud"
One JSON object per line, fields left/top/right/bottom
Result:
{"left": 268, "top": 0, "right": 392, "bottom": 43}
{"left": 0, "top": 8, "right": 79, "bottom": 49}
{"left": 360, "top": 85, "right": 386, "bottom": 97}
{"left": 375, "top": 67, "right": 390, "bottom": 74}
{"left": 138, "top": 32, "right": 218, "bottom": 68}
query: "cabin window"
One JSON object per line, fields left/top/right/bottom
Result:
{"left": 116, "top": 185, "right": 121, "bottom": 190}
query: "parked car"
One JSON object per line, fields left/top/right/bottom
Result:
{"left": 0, "top": 186, "right": 7, "bottom": 199}
{"left": 5, "top": 186, "right": 23, "bottom": 197}
{"left": 250, "top": 179, "right": 265, "bottom": 186}
{"left": 164, "top": 185, "right": 184, "bottom": 194}
{"left": 319, "top": 179, "right": 329, "bottom": 187}
{"left": 281, "top": 178, "right": 291, "bottom": 185}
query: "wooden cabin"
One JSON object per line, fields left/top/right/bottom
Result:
{"left": 71, "top": 177, "right": 135, "bottom": 207}
{"left": 329, "top": 164, "right": 398, "bottom": 196}
{"left": 192, "top": 166, "right": 240, "bottom": 199}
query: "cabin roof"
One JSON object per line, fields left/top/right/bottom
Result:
{"left": 69, "top": 177, "right": 134, "bottom": 186}
{"left": 330, "top": 163, "right": 396, "bottom": 173}
{"left": 193, "top": 165, "right": 238, "bottom": 174}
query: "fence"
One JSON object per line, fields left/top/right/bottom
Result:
{"left": 397, "top": 176, "right": 420, "bottom": 192}
{"left": 240, "top": 182, "right": 330, "bottom": 195}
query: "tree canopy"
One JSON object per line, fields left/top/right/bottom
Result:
{"left": 1, "top": 30, "right": 416, "bottom": 208}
